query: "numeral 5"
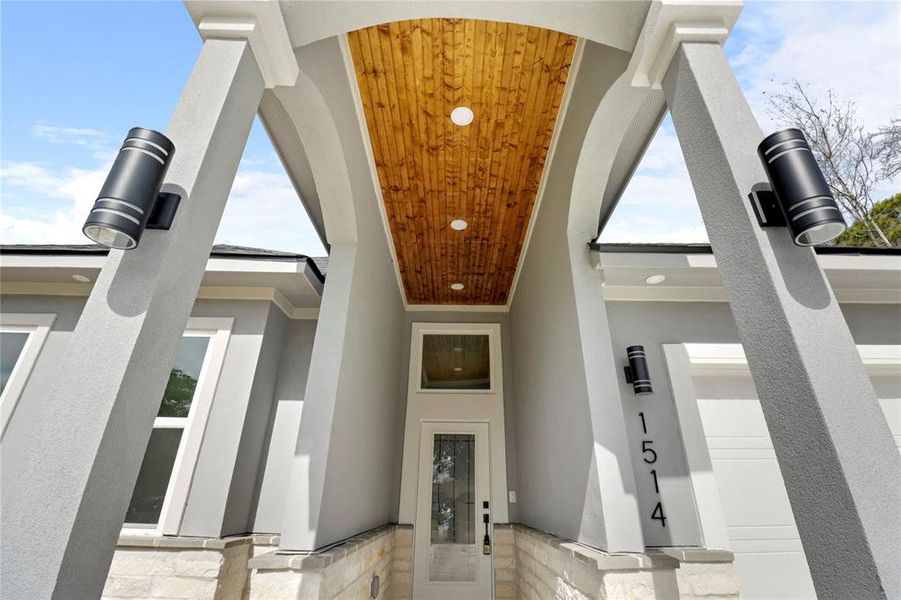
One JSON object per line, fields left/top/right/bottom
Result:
{"left": 642, "top": 440, "right": 657, "bottom": 464}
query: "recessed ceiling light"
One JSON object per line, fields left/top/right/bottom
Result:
{"left": 450, "top": 282, "right": 465, "bottom": 291}
{"left": 453, "top": 367, "right": 463, "bottom": 372}
{"left": 450, "top": 106, "right": 474, "bottom": 126}
{"left": 450, "top": 219, "right": 468, "bottom": 231}
{"left": 453, "top": 347, "right": 463, "bottom": 352}
{"left": 645, "top": 274, "right": 666, "bottom": 285}
{"left": 72, "top": 274, "right": 92, "bottom": 283}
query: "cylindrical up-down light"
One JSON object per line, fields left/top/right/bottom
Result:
{"left": 83, "top": 128, "right": 175, "bottom": 249}
{"left": 626, "top": 345, "right": 653, "bottom": 396}
{"left": 757, "top": 128, "right": 846, "bottom": 246}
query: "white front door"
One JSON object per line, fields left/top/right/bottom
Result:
{"left": 413, "top": 421, "right": 492, "bottom": 600}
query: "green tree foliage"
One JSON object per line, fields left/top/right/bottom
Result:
{"left": 158, "top": 368, "right": 198, "bottom": 417}
{"left": 833, "top": 194, "right": 901, "bottom": 247}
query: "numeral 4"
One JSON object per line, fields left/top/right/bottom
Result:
{"left": 651, "top": 502, "right": 667, "bottom": 527}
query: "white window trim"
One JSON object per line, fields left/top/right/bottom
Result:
{"left": 122, "top": 317, "right": 233, "bottom": 536}
{"left": 662, "top": 342, "right": 901, "bottom": 550}
{"left": 398, "top": 322, "right": 509, "bottom": 526}
{"left": 0, "top": 313, "right": 56, "bottom": 440}
{"left": 413, "top": 324, "right": 498, "bottom": 394}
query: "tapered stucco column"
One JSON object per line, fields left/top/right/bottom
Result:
{"left": 663, "top": 42, "right": 901, "bottom": 599}
{"left": 0, "top": 39, "right": 264, "bottom": 599}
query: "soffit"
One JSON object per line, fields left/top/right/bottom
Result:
{"left": 348, "top": 18, "right": 577, "bottom": 305}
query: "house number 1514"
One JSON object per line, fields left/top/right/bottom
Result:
{"left": 639, "top": 411, "right": 667, "bottom": 527}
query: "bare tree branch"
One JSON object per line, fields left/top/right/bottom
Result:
{"left": 767, "top": 80, "right": 892, "bottom": 246}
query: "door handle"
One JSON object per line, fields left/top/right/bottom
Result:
{"left": 482, "top": 512, "right": 491, "bottom": 555}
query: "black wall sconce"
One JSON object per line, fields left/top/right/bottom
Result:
{"left": 624, "top": 345, "right": 653, "bottom": 396}
{"left": 750, "top": 128, "right": 846, "bottom": 246}
{"left": 82, "top": 128, "right": 179, "bottom": 250}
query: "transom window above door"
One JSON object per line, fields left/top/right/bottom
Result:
{"left": 421, "top": 334, "right": 491, "bottom": 391}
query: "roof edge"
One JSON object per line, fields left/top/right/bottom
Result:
{"left": 589, "top": 242, "right": 901, "bottom": 256}
{"left": 0, "top": 244, "right": 327, "bottom": 283}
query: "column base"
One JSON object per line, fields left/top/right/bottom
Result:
{"left": 512, "top": 524, "right": 740, "bottom": 600}
{"left": 103, "top": 524, "right": 739, "bottom": 600}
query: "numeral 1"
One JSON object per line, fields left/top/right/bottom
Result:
{"left": 650, "top": 469, "right": 659, "bottom": 494}
{"left": 651, "top": 502, "right": 667, "bottom": 527}
{"left": 638, "top": 411, "right": 647, "bottom": 434}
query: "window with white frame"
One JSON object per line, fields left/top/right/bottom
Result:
{"left": 123, "top": 318, "right": 232, "bottom": 534}
{"left": 0, "top": 314, "right": 56, "bottom": 439}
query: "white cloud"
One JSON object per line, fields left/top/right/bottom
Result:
{"left": 33, "top": 124, "right": 110, "bottom": 146}
{"left": 0, "top": 162, "right": 108, "bottom": 245}
{"left": 214, "top": 168, "right": 325, "bottom": 255}
{"left": 0, "top": 158, "right": 326, "bottom": 255}
{"left": 601, "top": 1, "right": 900, "bottom": 244}
{"left": 732, "top": 2, "right": 900, "bottom": 131}
{"left": 32, "top": 123, "right": 118, "bottom": 163}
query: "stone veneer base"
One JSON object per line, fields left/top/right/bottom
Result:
{"left": 103, "top": 524, "right": 739, "bottom": 599}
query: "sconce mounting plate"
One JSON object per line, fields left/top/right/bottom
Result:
{"left": 146, "top": 192, "right": 182, "bottom": 230}
{"left": 749, "top": 189, "right": 786, "bottom": 228}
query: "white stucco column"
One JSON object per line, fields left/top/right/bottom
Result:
{"left": 663, "top": 42, "right": 901, "bottom": 598}
{"left": 0, "top": 38, "right": 264, "bottom": 599}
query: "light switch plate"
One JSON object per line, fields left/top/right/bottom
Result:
{"left": 508, "top": 490, "right": 517, "bottom": 503}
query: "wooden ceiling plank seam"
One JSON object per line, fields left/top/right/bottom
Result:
{"left": 499, "top": 28, "right": 572, "bottom": 301}
{"left": 465, "top": 19, "right": 489, "bottom": 302}
{"left": 394, "top": 20, "right": 431, "bottom": 301}
{"left": 407, "top": 18, "right": 436, "bottom": 303}
{"left": 454, "top": 19, "right": 477, "bottom": 299}
{"left": 494, "top": 28, "right": 558, "bottom": 300}
{"left": 370, "top": 25, "right": 418, "bottom": 299}
{"left": 447, "top": 19, "right": 465, "bottom": 302}
{"left": 478, "top": 22, "right": 520, "bottom": 304}
{"left": 362, "top": 26, "right": 420, "bottom": 301}
{"left": 429, "top": 18, "right": 446, "bottom": 304}
{"left": 457, "top": 18, "right": 476, "bottom": 301}
{"left": 485, "top": 23, "right": 531, "bottom": 302}
{"left": 473, "top": 22, "right": 506, "bottom": 304}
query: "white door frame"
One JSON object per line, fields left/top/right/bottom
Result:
{"left": 399, "top": 322, "right": 509, "bottom": 525}
{"left": 413, "top": 421, "right": 492, "bottom": 599}
{"left": 399, "top": 322, "right": 509, "bottom": 599}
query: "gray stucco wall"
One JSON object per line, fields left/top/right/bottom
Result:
{"left": 252, "top": 318, "right": 317, "bottom": 534}
{"left": 221, "top": 304, "right": 289, "bottom": 536}
{"left": 605, "top": 299, "right": 901, "bottom": 547}
{"left": 0, "top": 294, "right": 88, "bottom": 455}
{"left": 399, "top": 312, "right": 520, "bottom": 523}
{"left": 508, "top": 41, "right": 643, "bottom": 551}
{"left": 278, "top": 36, "right": 407, "bottom": 551}
{"left": 0, "top": 294, "right": 306, "bottom": 540}
{"left": 177, "top": 299, "right": 278, "bottom": 537}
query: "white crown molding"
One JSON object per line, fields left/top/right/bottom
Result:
{"left": 186, "top": 0, "right": 298, "bottom": 88}
{"left": 683, "top": 342, "right": 901, "bottom": 377}
{"left": 627, "top": 0, "right": 742, "bottom": 89}
{"left": 1, "top": 282, "right": 319, "bottom": 320}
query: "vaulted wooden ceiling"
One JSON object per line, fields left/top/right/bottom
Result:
{"left": 348, "top": 19, "right": 577, "bottom": 305}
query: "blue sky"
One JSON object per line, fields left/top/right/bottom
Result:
{"left": 1, "top": 2, "right": 898, "bottom": 253}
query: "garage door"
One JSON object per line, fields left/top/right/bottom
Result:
{"left": 693, "top": 372, "right": 901, "bottom": 600}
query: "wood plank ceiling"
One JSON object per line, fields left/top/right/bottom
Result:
{"left": 348, "top": 19, "right": 577, "bottom": 305}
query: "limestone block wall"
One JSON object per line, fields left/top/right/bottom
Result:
{"left": 102, "top": 535, "right": 254, "bottom": 600}
{"left": 493, "top": 523, "right": 517, "bottom": 599}
{"left": 513, "top": 524, "right": 740, "bottom": 600}
{"left": 101, "top": 524, "right": 739, "bottom": 600}
{"left": 248, "top": 525, "right": 395, "bottom": 600}
{"left": 389, "top": 525, "right": 412, "bottom": 599}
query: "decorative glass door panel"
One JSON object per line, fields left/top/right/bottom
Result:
{"left": 414, "top": 423, "right": 491, "bottom": 599}
{"left": 429, "top": 434, "right": 476, "bottom": 582}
